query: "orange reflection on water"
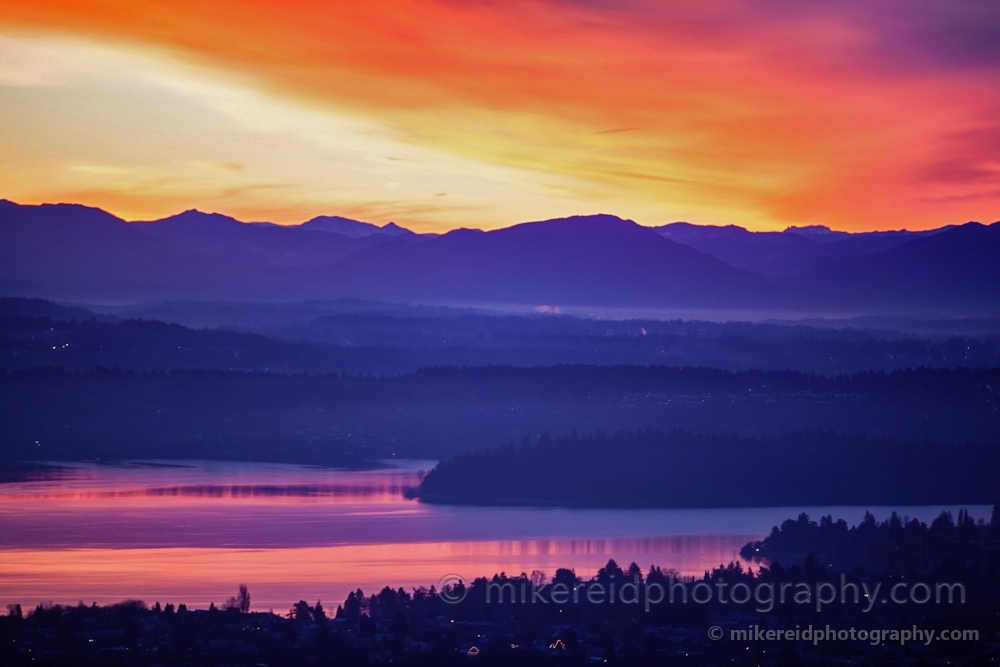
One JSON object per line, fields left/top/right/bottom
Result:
{"left": 0, "top": 535, "right": 756, "bottom": 612}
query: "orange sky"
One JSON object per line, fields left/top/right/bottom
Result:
{"left": 1, "top": 0, "right": 998, "bottom": 231}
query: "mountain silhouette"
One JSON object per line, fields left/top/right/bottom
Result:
{"left": 300, "top": 215, "right": 418, "bottom": 239}
{"left": 320, "top": 214, "right": 770, "bottom": 307}
{"left": 785, "top": 221, "right": 1000, "bottom": 311}
{"left": 0, "top": 201, "right": 187, "bottom": 300}
{"left": 0, "top": 201, "right": 412, "bottom": 300}
{"left": 654, "top": 222, "right": 946, "bottom": 276}
{"left": 1, "top": 200, "right": 996, "bottom": 313}
{"left": 132, "top": 210, "right": 388, "bottom": 267}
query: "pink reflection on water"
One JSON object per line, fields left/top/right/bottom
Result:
{"left": 0, "top": 460, "right": 422, "bottom": 504}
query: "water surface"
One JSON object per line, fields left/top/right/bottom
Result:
{"left": 0, "top": 460, "right": 986, "bottom": 611}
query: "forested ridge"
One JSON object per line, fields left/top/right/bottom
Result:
{"left": 2, "top": 364, "right": 998, "bottom": 464}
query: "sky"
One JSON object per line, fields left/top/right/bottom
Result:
{"left": 0, "top": 0, "right": 998, "bottom": 233}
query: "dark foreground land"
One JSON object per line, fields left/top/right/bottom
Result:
{"left": 3, "top": 510, "right": 999, "bottom": 667}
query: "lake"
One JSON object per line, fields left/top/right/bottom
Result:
{"left": 0, "top": 460, "right": 988, "bottom": 612}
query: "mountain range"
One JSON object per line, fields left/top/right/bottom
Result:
{"left": 652, "top": 222, "right": 948, "bottom": 276}
{"left": 1, "top": 199, "right": 997, "bottom": 314}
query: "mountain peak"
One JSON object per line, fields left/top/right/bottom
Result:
{"left": 132, "top": 209, "right": 246, "bottom": 230}
{"left": 301, "top": 215, "right": 415, "bottom": 238}
{"left": 510, "top": 213, "right": 640, "bottom": 232}
{"left": 381, "top": 222, "right": 412, "bottom": 236}
{"left": 784, "top": 224, "right": 838, "bottom": 236}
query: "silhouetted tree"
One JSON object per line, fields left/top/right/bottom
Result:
{"left": 224, "top": 584, "right": 251, "bottom": 613}
{"left": 238, "top": 584, "right": 251, "bottom": 613}
{"left": 291, "top": 600, "right": 312, "bottom": 622}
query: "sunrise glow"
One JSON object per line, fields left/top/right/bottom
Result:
{"left": 2, "top": 0, "right": 998, "bottom": 231}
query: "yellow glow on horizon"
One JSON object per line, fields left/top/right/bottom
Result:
{"left": 1, "top": 33, "right": 630, "bottom": 232}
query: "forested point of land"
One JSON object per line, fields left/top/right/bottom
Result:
{"left": 416, "top": 429, "right": 1000, "bottom": 508}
